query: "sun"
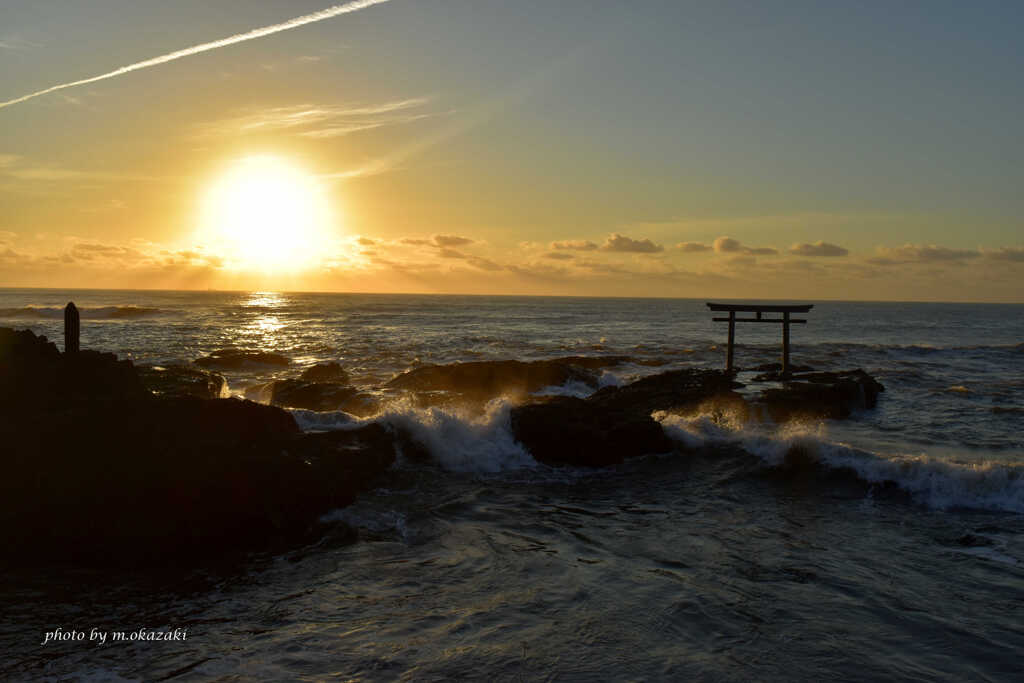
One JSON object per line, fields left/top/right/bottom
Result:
{"left": 198, "top": 156, "right": 334, "bottom": 272}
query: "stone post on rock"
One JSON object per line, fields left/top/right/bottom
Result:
{"left": 64, "top": 302, "right": 80, "bottom": 355}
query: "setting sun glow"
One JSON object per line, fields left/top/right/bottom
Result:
{"left": 199, "top": 156, "right": 334, "bottom": 272}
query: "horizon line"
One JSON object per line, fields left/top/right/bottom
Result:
{"left": 0, "top": 285, "right": 1019, "bottom": 306}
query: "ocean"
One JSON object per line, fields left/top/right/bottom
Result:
{"left": 2, "top": 288, "right": 1022, "bottom": 681}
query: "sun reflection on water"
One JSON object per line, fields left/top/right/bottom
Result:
{"left": 253, "top": 315, "right": 284, "bottom": 333}
{"left": 231, "top": 292, "right": 291, "bottom": 349}
{"left": 244, "top": 291, "right": 285, "bottom": 308}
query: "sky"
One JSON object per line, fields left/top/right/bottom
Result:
{"left": 1, "top": 0, "right": 1022, "bottom": 301}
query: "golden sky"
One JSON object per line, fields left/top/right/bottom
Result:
{"left": 1, "top": 1, "right": 1022, "bottom": 301}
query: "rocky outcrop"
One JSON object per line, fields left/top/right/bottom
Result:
{"left": 138, "top": 364, "right": 228, "bottom": 399}
{"left": 0, "top": 327, "right": 145, "bottom": 408}
{"left": 1, "top": 326, "right": 891, "bottom": 563}
{"left": 270, "top": 379, "right": 378, "bottom": 416}
{"left": 511, "top": 368, "right": 737, "bottom": 467}
{"left": 750, "top": 362, "right": 813, "bottom": 374}
{"left": 511, "top": 396, "right": 673, "bottom": 467}
{"left": 756, "top": 369, "right": 885, "bottom": 420}
{"left": 387, "top": 356, "right": 629, "bottom": 403}
{"left": 509, "top": 367, "right": 885, "bottom": 466}
{"left": 588, "top": 368, "right": 741, "bottom": 418}
{"left": 0, "top": 328, "right": 395, "bottom": 566}
{"left": 194, "top": 348, "right": 290, "bottom": 370}
{"left": 299, "top": 361, "right": 349, "bottom": 383}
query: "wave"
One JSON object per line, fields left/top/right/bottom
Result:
{"left": 381, "top": 400, "right": 538, "bottom": 474}
{"left": 290, "top": 408, "right": 360, "bottom": 432}
{"left": 0, "top": 305, "right": 164, "bottom": 319}
{"left": 288, "top": 395, "right": 1023, "bottom": 512}
{"left": 291, "top": 399, "right": 538, "bottom": 474}
{"left": 657, "top": 410, "right": 1024, "bottom": 513}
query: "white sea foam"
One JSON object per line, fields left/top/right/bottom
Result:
{"left": 377, "top": 399, "right": 537, "bottom": 474}
{"left": 657, "top": 410, "right": 1024, "bottom": 513}
{"left": 528, "top": 366, "right": 640, "bottom": 398}
{"left": 290, "top": 408, "right": 360, "bottom": 432}
{"left": 293, "top": 397, "right": 1024, "bottom": 510}
{"left": 291, "top": 399, "right": 537, "bottom": 474}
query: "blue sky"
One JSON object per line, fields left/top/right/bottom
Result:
{"left": 1, "top": 1, "right": 1022, "bottom": 299}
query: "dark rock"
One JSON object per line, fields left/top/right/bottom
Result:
{"left": 0, "top": 327, "right": 396, "bottom": 566}
{"left": 507, "top": 366, "right": 884, "bottom": 467}
{"left": 299, "top": 362, "right": 349, "bottom": 383}
{"left": 589, "top": 368, "right": 740, "bottom": 418}
{"left": 386, "top": 356, "right": 628, "bottom": 403}
{"left": 194, "top": 348, "right": 290, "bottom": 370}
{"left": 0, "top": 326, "right": 60, "bottom": 366}
{"left": 757, "top": 369, "right": 884, "bottom": 420}
{"left": 510, "top": 396, "right": 673, "bottom": 467}
{"left": 0, "top": 327, "right": 146, "bottom": 409}
{"left": 138, "top": 364, "right": 228, "bottom": 399}
{"left": 391, "top": 424, "right": 434, "bottom": 463}
{"left": 750, "top": 362, "right": 813, "bottom": 376}
{"left": 510, "top": 368, "right": 738, "bottom": 467}
{"left": 270, "top": 379, "right": 378, "bottom": 416}
{"left": 287, "top": 423, "right": 397, "bottom": 506}
{"left": 1, "top": 396, "right": 396, "bottom": 565}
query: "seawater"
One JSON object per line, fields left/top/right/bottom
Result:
{"left": 2, "top": 288, "right": 1022, "bottom": 681}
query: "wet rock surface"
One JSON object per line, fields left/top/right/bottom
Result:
{"left": 299, "top": 361, "right": 349, "bottom": 383}
{"left": 589, "top": 368, "right": 741, "bottom": 418}
{"left": 194, "top": 348, "right": 290, "bottom": 370}
{"left": 511, "top": 369, "right": 738, "bottom": 467}
{"left": 750, "top": 362, "right": 813, "bottom": 374}
{"left": 387, "top": 356, "right": 629, "bottom": 403}
{"left": 510, "top": 367, "right": 883, "bottom": 467}
{"left": 269, "top": 379, "right": 378, "bottom": 416}
{"left": 755, "top": 369, "right": 885, "bottom": 419}
{"left": 511, "top": 396, "right": 674, "bottom": 467}
{"left": 138, "top": 364, "right": 228, "bottom": 399}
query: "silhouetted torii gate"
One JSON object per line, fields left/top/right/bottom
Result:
{"left": 706, "top": 302, "right": 813, "bottom": 374}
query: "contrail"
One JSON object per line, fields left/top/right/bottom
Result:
{"left": 0, "top": 0, "right": 393, "bottom": 110}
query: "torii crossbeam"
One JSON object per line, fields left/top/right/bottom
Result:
{"left": 706, "top": 303, "right": 814, "bottom": 375}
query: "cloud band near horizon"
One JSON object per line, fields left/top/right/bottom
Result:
{"left": 0, "top": 0, "right": 393, "bottom": 110}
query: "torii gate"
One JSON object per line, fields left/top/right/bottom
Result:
{"left": 706, "top": 302, "right": 813, "bottom": 375}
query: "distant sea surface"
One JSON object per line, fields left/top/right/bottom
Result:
{"left": 3, "top": 288, "right": 1023, "bottom": 681}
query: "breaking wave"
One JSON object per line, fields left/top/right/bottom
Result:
{"left": 657, "top": 410, "right": 1024, "bottom": 513}
{"left": 290, "top": 399, "right": 537, "bottom": 474}
{"left": 289, "top": 393, "right": 1023, "bottom": 513}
